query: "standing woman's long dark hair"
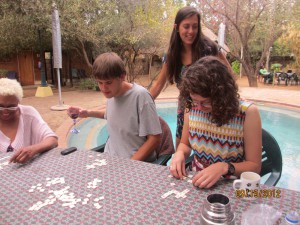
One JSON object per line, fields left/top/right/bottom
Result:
{"left": 167, "top": 6, "right": 219, "bottom": 84}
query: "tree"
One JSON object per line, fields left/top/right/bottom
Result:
{"left": 276, "top": 0, "right": 300, "bottom": 72}
{"left": 198, "top": 0, "right": 296, "bottom": 87}
{"left": 0, "top": 0, "right": 52, "bottom": 58}
{"left": 99, "top": 0, "right": 180, "bottom": 82}
{"left": 2, "top": 0, "right": 184, "bottom": 84}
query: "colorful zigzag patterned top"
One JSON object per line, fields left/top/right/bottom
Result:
{"left": 189, "top": 100, "right": 253, "bottom": 170}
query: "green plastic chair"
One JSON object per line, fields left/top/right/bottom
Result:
{"left": 261, "top": 128, "right": 282, "bottom": 186}
{"left": 184, "top": 128, "right": 282, "bottom": 186}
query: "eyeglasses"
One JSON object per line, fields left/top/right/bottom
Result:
{"left": 0, "top": 106, "right": 19, "bottom": 111}
{"left": 187, "top": 99, "right": 211, "bottom": 108}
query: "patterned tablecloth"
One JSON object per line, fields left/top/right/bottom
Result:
{"left": 0, "top": 149, "right": 299, "bottom": 225}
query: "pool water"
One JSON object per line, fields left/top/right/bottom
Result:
{"left": 257, "top": 104, "right": 300, "bottom": 191}
{"left": 68, "top": 102, "right": 300, "bottom": 191}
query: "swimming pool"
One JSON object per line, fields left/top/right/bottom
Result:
{"left": 67, "top": 101, "right": 300, "bottom": 191}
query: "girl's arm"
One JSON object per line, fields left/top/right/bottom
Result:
{"left": 149, "top": 63, "right": 169, "bottom": 100}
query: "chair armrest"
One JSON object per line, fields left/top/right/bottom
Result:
{"left": 263, "top": 172, "right": 281, "bottom": 186}
{"left": 153, "top": 154, "right": 172, "bottom": 166}
{"left": 90, "top": 144, "right": 105, "bottom": 153}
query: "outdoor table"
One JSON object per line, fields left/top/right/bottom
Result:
{"left": 1, "top": 149, "right": 299, "bottom": 224}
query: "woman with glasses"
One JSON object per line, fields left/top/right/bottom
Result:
{"left": 149, "top": 6, "right": 231, "bottom": 148}
{"left": 0, "top": 78, "right": 58, "bottom": 163}
{"left": 169, "top": 56, "right": 262, "bottom": 189}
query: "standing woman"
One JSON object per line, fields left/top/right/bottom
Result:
{"left": 0, "top": 78, "right": 58, "bottom": 163}
{"left": 149, "top": 6, "right": 230, "bottom": 147}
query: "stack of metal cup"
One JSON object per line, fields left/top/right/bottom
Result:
{"left": 200, "top": 193, "right": 235, "bottom": 225}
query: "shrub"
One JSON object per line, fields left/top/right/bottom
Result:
{"left": 78, "top": 78, "right": 98, "bottom": 90}
{"left": 270, "top": 63, "right": 282, "bottom": 73}
{"left": 231, "top": 60, "right": 240, "bottom": 75}
{"left": 0, "top": 69, "right": 8, "bottom": 78}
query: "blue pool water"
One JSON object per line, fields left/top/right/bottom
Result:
{"left": 68, "top": 102, "right": 300, "bottom": 191}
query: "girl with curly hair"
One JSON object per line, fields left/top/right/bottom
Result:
{"left": 169, "top": 56, "right": 262, "bottom": 189}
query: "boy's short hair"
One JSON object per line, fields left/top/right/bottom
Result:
{"left": 93, "top": 52, "right": 126, "bottom": 80}
{"left": 0, "top": 78, "right": 23, "bottom": 102}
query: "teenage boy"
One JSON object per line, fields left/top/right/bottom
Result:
{"left": 68, "top": 52, "right": 162, "bottom": 162}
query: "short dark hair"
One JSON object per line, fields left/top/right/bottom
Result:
{"left": 93, "top": 52, "right": 126, "bottom": 80}
{"left": 179, "top": 56, "right": 240, "bottom": 126}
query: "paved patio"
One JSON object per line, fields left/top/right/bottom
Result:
{"left": 21, "top": 76, "right": 300, "bottom": 147}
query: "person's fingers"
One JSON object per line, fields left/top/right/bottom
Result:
{"left": 15, "top": 152, "right": 25, "bottom": 163}
{"left": 198, "top": 176, "right": 217, "bottom": 189}
{"left": 197, "top": 178, "right": 210, "bottom": 188}
{"left": 192, "top": 173, "right": 205, "bottom": 187}
{"left": 170, "top": 164, "right": 179, "bottom": 178}
{"left": 176, "top": 162, "right": 183, "bottom": 179}
{"left": 10, "top": 149, "right": 24, "bottom": 163}
{"left": 9, "top": 154, "right": 17, "bottom": 163}
{"left": 181, "top": 161, "right": 186, "bottom": 177}
{"left": 193, "top": 173, "right": 217, "bottom": 189}
{"left": 67, "top": 106, "right": 73, "bottom": 113}
{"left": 205, "top": 180, "right": 216, "bottom": 189}
{"left": 18, "top": 154, "right": 29, "bottom": 164}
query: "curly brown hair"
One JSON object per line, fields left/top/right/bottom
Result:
{"left": 179, "top": 56, "right": 240, "bottom": 126}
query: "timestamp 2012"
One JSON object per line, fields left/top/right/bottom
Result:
{"left": 235, "top": 189, "right": 281, "bottom": 198}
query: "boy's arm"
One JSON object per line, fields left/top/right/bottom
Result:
{"left": 85, "top": 108, "right": 106, "bottom": 119}
{"left": 130, "top": 134, "right": 161, "bottom": 161}
{"left": 68, "top": 106, "right": 106, "bottom": 119}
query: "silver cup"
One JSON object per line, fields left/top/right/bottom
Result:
{"left": 200, "top": 193, "right": 235, "bottom": 225}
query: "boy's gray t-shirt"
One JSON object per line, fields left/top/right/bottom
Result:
{"left": 104, "top": 83, "right": 162, "bottom": 161}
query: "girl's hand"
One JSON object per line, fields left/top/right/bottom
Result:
{"left": 169, "top": 151, "right": 187, "bottom": 179}
{"left": 192, "top": 162, "right": 227, "bottom": 188}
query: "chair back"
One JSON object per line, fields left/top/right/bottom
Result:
{"left": 71, "top": 68, "right": 78, "bottom": 78}
{"left": 7, "top": 71, "right": 18, "bottom": 80}
{"left": 261, "top": 128, "right": 282, "bottom": 186}
{"left": 156, "top": 117, "right": 175, "bottom": 157}
{"left": 151, "top": 117, "right": 175, "bottom": 165}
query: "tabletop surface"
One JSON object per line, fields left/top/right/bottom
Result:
{"left": 0, "top": 149, "right": 299, "bottom": 225}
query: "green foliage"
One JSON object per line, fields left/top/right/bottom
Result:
{"left": 0, "top": 0, "right": 52, "bottom": 57}
{"left": 276, "top": 0, "right": 300, "bottom": 70}
{"left": 270, "top": 63, "right": 282, "bottom": 72}
{"left": 231, "top": 60, "right": 240, "bottom": 75}
{"left": 78, "top": 78, "right": 98, "bottom": 91}
{"left": 0, "top": 69, "right": 8, "bottom": 78}
{"left": 0, "top": 0, "right": 182, "bottom": 76}
{"left": 197, "top": 0, "right": 297, "bottom": 87}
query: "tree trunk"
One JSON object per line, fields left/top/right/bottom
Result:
{"left": 242, "top": 52, "right": 258, "bottom": 87}
{"left": 247, "top": 73, "right": 258, "bottom": 87}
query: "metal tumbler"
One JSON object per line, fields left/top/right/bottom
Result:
{"left": 200, "top": 193, "right": 235, "bottom": 225}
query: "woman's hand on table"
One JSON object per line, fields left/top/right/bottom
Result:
{"left": 192, "top": 162, "right": 227, "bottom": 189}
{"left": 9, "top": 147, "right": 35, "bottom": 164}
{"left": 169, "top": 150, "right": 186, "bottom": 179}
